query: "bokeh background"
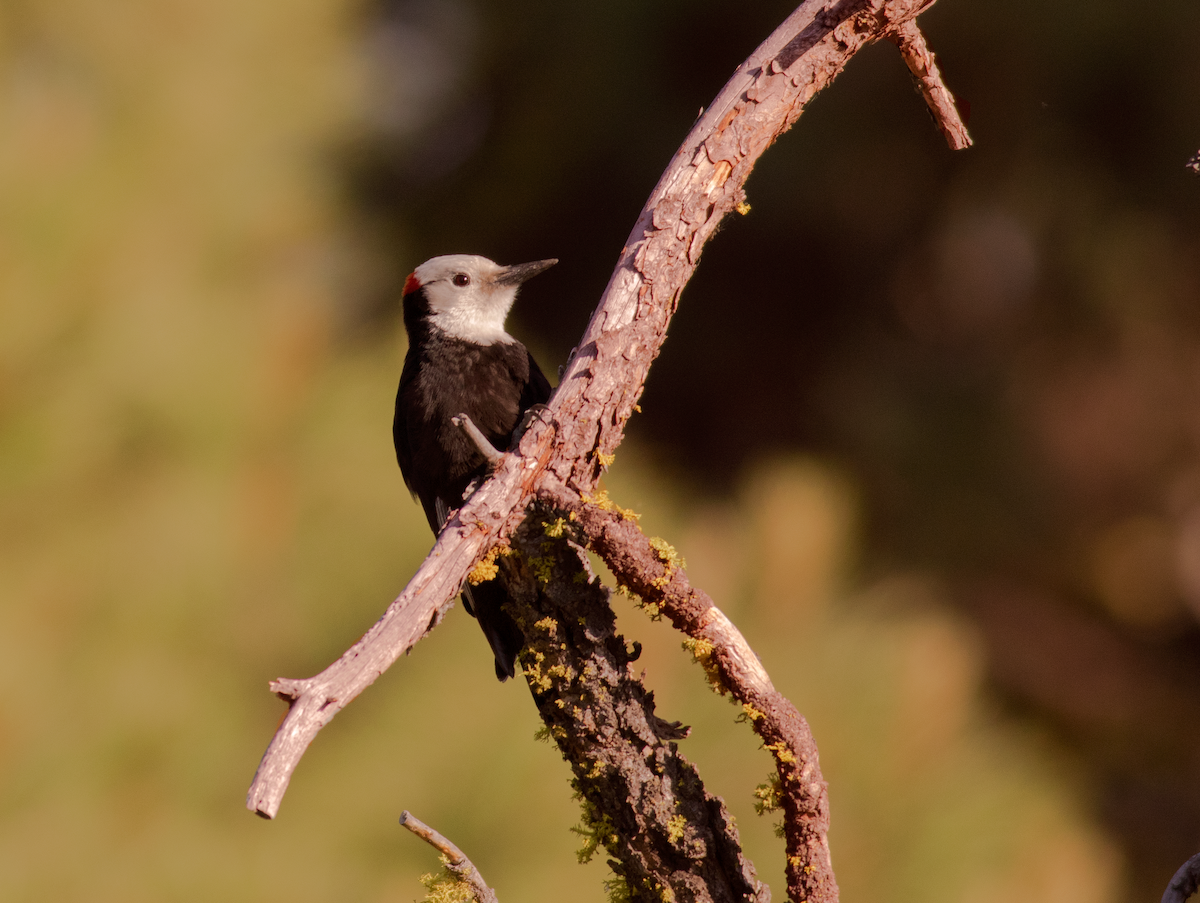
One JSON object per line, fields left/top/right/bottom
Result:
{"left": 3, "top": 0, "right": 1199, "bottom": 900}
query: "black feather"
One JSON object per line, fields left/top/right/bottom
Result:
{"left": 394, "top": 275, "right": 552, "bottom": 680}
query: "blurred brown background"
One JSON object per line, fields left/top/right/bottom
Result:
{"left": 2, "top": 0, "right": 1198, "bottom": 900}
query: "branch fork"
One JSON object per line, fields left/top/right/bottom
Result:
{"left": 248, "top": 3, "right": 970, "bottom": 900}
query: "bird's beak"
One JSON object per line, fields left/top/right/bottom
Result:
{"left": 494, "top": 258, "right": 558, "bottom": 287}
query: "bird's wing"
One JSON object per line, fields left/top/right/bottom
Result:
{"left": 393, "top": 373, "right": 416, "bottom": 490}
{"left": 520, "top": 350, "right": 554, "bottom": 409}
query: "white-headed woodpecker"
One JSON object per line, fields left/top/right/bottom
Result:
{"left": 393, "top": 254, "right": 557, "bottom": 680}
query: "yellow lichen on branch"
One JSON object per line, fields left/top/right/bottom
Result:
{"left": 466, "top": 545, "right": 508, "bottom": 585}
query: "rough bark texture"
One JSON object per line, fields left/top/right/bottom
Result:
{"left": 886, "top": 18, "right": 971, "bottom": 149}
{"left": 537, "top": 481, "right": 833, "bottom": 903}
{"left": 248, "top": 2, "right": 969, "bottom": 901}
{"left": 506, "top": 513, "right": 766, "bottom": 903}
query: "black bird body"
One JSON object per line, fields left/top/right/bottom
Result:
{"left": 393, "top": 254, "right": 556, "bottom": 680}
{"left": 394, "top": 308, "right": 551, "bottom": 533}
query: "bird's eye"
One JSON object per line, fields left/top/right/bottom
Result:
{"left": 452, "top": 273, "right": 470, "bottom": 287}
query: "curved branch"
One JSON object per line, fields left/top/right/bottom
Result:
{"left": 400, "top": 810, "right": 500, "bottom": 903}
{"left": 537, "top": 480, "right": 835, "bottom": 903}
{"left": 1163, "top": 853, "right": 1200, "bottom": 903}
{"left": 505, "top": 516, "right": 769, "bottom": 903}
{"left": 538, "top": 0, "right": 955, "bottom": 496}
{"left": 247, "top": 0, "right": 963, "bottom": 826}
{"left": 246, "top": 426, "right": 557, "bottom": 818}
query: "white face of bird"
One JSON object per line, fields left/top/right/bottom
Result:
{"left": 408, "top": 254, "right": 557, "bottom": 345}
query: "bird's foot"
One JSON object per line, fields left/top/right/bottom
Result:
{"left": 515, "top": 403, "right": 555, "bottom": 443}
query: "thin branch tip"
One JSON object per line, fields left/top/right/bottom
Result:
{"left": 401, "top": 811, "right": 499, "bottom": 903}
{"left": 887, "top": 18, "right": 972, "bottom": 151}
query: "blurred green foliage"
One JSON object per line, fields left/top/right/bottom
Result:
{"left": 2, "top": 0, "right": 1182, "bottom": 899}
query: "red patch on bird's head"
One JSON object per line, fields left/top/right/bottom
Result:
{"left": 403, "top": 272, "right": 422, "bottom": 296}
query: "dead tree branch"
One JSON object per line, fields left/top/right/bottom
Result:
{"left": 537, "top": 480, "right": 834, "bottom": 903}
{"left": 400, "top": 810, "right": 500, "bottom": 903}
{"left": 886, "top": 18, "right": 972, "bottom": 149}
{"left": 249, "top": 2, "right": 969, "bottom": 899}
{"left": 503, "top": 514, "right": 768, "bottom": 903}
{"left": 1163, "top": 853, "right": 1200, "bottom": 903}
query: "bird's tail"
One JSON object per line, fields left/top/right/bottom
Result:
{"left": 461, "top": 580, "right": 524, "bottom": 681}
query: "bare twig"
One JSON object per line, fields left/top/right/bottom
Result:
{"left": 538, "top": 479, "right": 834, "bottom": 903}
{"left": 1163, "top": 852, "right": 1200, "bottom": 903}
{"left": 400, "top": 810, "right": 500, "bottom": 903}
{"left": 887, "top": 18, "right": 972, "bottom": 149}
{"left": 453, "top": 414, "right": 506, "bottom": 467}
{"left": 247, "top": 11, "right": 968, "bottom": 891}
